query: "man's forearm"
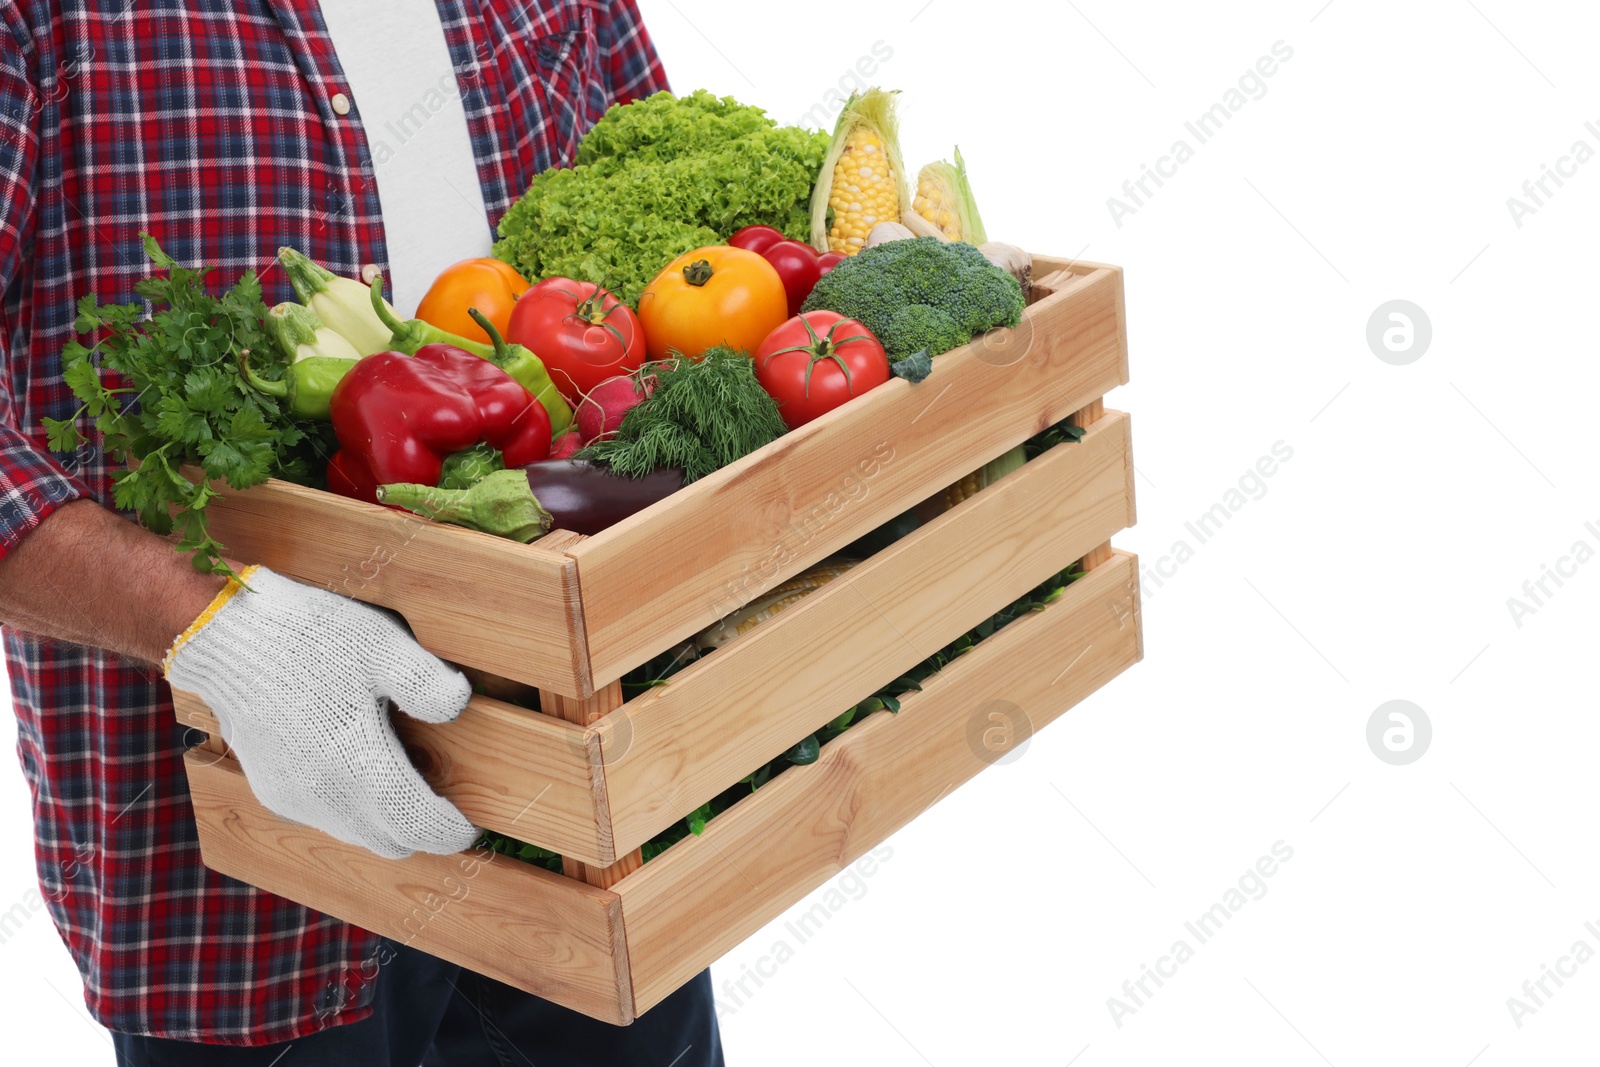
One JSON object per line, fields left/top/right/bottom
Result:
{"left": 0, "top": 499, "right": 227, "bottom": 666}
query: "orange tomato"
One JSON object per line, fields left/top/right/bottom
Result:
{"left": 637, "top": 246, "right": 788, "bottom": 362}
{"left": 415, "top": 258, "right": 530, "bottom": 344}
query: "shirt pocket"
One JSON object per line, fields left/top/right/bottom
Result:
{"left": 514, "top": 0, "right": 608, "bottom": 169}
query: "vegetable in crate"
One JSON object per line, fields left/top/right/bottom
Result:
{"left": 727, "top": 225, "right": 787, "bottom": 255}
{"left": 729, "top": 225, "right": 826, "bottom": 316}
{"left": 325, "top": 339, "right": 553, "bottom": 505}
{"left": 278, "top": 247, "right": 398, "bottom": 357}
{"left": 245, "top": 302, "right": 360, "bottom": 417}
{"left": 754, "top": 311, "right": 888, "bottom": 430}
{"left": 810, "top": 88, "right": 911, "bottom": 256}
{"left": 578, "top": 347, "right": 788, "bottom": 482}
{"left": 264, "top": 301, "right": 362, "bottom": 365}
{"left": 945, "top": 446, "right": 1026, "bottom": 506}
{"left": 238, "top": 348, "right": 355, "bottom": 421}
{"left": 379, "top": 462, "right": 685, "bottom": 540}
{"left": 549, "top": 429, "right": 584, "bottom": 459}
{"left": 694, "top": 559, "right": 858, "bottom": 650}
{"left": 414, "top": 257, "right": 529, "bottom": 345}
{"left": 801, "top": 236, "right": 1025, "bottom": 360}
{"left": 977, "top": 242, "right": 1034, "bottom": 302}
{"left": 574, "top": 373, "right": 653, "bottom": 444}
{"left": 505, "top": 278, "right": 645, "bottom": 405}
{"left": 911, "top": 147, "right": 988, "bottom": 244}
{"left": 637, "top": 245, "right": 788, "bottom": 362}
{"left": 368, "top": 278, "right": 572, "bottom": 436}
{"left": 46, "top": 234, "right": 333, "bottom": 577}
{"left": 494, "top": 90, "right": 830, "bottom": 305}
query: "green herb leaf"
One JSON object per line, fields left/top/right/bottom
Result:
{"left": 890, "top": 348, "right": 933, "bottom": 384}
{"left": 42, "top": 416, "right": 83, "bottom": 453}
{"left": 577, "top": 350, "right": 787, "bottom": 482}
{"left": 65, "top": 236, "right": 329, "bottom": 575}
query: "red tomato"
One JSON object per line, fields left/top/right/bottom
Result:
{"left": 754, "top": 311, "right": 889, "bottom": 430}
{"left": 816, "top": 251, "right": 847, "bottom": 276}
{"left": 762, "top": 240, "right": 823, "bottom": 317}
{"left": 728, "top": 224, "right": 787, "bottom": 256}
{"left": 506, "top": 278, "right": 645, "bottom": 404}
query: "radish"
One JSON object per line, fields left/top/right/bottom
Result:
{"left": 549, "top": 429, "right": 584, "bottom": 459}
{"left": 575, "top": 373, "right": 652, "bottom": 443}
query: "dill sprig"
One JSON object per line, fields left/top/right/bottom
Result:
{"left": 577, "top": 347, "right": 787, "bottom": 482}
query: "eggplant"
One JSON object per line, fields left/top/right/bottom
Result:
{"left": 376, "top": 461, "right": 685, "bottom": 541}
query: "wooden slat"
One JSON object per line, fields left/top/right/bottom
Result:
{"left": 170, "top": 689, "right": 614, "bottom": 867}
{"left": 598, "top": 412, "right": 1136, "bottom": 857}
{"left": 570, "top": 263, "right": 1128, "bottom": 687}
{"left": 541, "top": 679, "right": 643, "bottom": 885}
{"left": 183, "top": 751, "right": 635, "bottom": 1024}
{"left": 616, "top": 551, "right": 1143, "bottom": 1013}
{"left": 1072, "top": 397, "right": 1114, "bottom": 573}
{"left": 194, "top": 474, "right": 592, "bottom": 696}
{"left": 1031, "top": 254, "right": 1121, "bottom": 277}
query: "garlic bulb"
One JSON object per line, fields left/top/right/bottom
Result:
{"left": 864, "top": 221, "right": 917, "bottom": 248}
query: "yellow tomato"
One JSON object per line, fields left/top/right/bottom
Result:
{"left": 638, "top": 246, "right": 788, "bottom": 362}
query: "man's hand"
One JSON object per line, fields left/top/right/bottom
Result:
{"left": 164, "top": 566, "right": 478, "bottom": 859}
{"left": 0, "top": 500, "right": 476, "bottom": 859}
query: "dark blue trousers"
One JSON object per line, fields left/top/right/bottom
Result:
{"left": 111, "top": 943, "right": 723, "bottom": 1067}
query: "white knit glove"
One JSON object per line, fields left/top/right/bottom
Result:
{"left": 164, "top": 565, "right": 478, "bottom": 859}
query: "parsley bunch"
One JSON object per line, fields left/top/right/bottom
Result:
{"left": 44, "top": 234, "right": 335, "bottom": 578}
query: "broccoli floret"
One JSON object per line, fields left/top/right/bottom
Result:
{"left": 879, "top": 305, "right": 968, "bottom": 360}
{"left": 801, "top": 237, "right": 1025, "bottom": 359}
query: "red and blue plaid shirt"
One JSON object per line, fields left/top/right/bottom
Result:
{"left": 0, "top": 0, "right": 665, "bottom": 1044}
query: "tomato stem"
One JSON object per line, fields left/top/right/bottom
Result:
{"left": 682, "top": 259, "right": 714, "bottom": 287}
{"left": 765, "top": 315, "right": 861, "bottom": 400}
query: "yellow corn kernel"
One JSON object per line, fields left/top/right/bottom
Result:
{"left": 827, "top": 129, "right": 901, "bottom": 253}
{"left": 732, "top": 590, "right": 813, "bottom": 637}
{"left": 694, "top": 560, "right": 860, "bottom": 650}
{"left": 937, "top": 446, "right": 1027, "bottom": 514}
{"left": 942, "top": 470, "right": 985, "bottom": 510}
{"left": 810, "top": 89, "right": 909, "bottom": 255}
{"left": 911, "top": 147, "right": 988, "bottom": 245}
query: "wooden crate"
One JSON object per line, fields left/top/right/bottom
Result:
{"left": 183, "top": 550, "right": 1141, "bottom": 1024}
{"left": 172, "top": 252, "right": 1142, "bottom": 1022}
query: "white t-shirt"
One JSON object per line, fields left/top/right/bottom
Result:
{"left": 318, "top": 0, "right": 493, "bottom": 317}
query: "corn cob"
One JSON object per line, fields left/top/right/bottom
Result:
{"left": 911, "top": 146, "right": 988, "bottom": 245}
{"left": 695, "top": 559, "right": 858, "bottom": 650}
{"left": 942, "top": 446, "right": 1026, "bottom": 510}
{"left": 809, "top": 89, "right": 910, "bottom": 256}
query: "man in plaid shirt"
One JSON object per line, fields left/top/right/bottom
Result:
{"left": 0, "top": 2, "right": 724, "bottom": 1063}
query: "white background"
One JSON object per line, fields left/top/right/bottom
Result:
{"left": 4, "top": 1, "right": 1599, "bottom": 1064}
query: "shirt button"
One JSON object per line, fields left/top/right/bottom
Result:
{"left": 331, "top": 92, "right": 351, "bottom": 116}
{"left": 360, "top": 263, "right": 381, "bottom": 285}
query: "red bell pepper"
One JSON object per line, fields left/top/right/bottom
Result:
{"left": 326, "top": 343, "right": 553, "bottom": 504}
